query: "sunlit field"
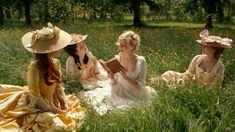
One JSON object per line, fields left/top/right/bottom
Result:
{"left": 0, "top": 21, "right": 234, "bottom": 131}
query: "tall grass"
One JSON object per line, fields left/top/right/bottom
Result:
{"left": 0, "top": 21, "right": 234, "bottom": 131}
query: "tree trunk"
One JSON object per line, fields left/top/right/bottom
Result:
{"left": 91, "top": 0, "right": 97, "bottom": 19}
{"left": 205, "top": 14, "right": 213, "bottom": 29}
{"left": 131, "top": 0, "right": 142, "bottom": 27}
{"left": 43, "top": 0, "right": 49, "bottom": 22}
{"left": 100, "top": 7, "right": 107, "bottom": 19}
{"left": 5, "top": 6, "right": 11, "bottom": 19}
{"left": 217, "top": 4, "right": 224, "bottom": 22}
{"left": 0, "top": 2, "right": 4, "bottom": 26}
{"left": 165, "top": 0, "right": 171, "bottom": 21}
{"left": 83, "top": 0, "right": 87, "bottom": 18}
{"left": 24, "top": 0, "right": 31, "bottom": 25}
{"left": 204, "top": 0, "right": 215, "bottom": 29}
{"left": 17, "top": 3, "right": 23, "bottom": 21}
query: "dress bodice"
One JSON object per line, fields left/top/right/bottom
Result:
{"left": 112, "top": 55, "right": 147, "bottom": 99}
{"left": 27, "top": 58, "right": 61, "bottom": 104}
{"left": 187, "top": 54, "right": 225, "bottom": 86}
{"left": 66, "top": 52, "right": 108, "bottom": 88}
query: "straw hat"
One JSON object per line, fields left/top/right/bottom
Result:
{"left": 22, "top": 23, "right": 71, "bottom": 53}
{"left": 68, "top": 34, "right": 88, "bottom": 45}
{"left": 196, "top": 30, "right": 232, "bottom": 49}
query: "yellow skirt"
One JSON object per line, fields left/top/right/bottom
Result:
{"left": 0, "top": 84, "right": 85, "bottom": 132}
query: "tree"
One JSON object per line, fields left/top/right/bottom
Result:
{"left": 23, "top": 0, "right": 32, "bottom": 25}
{"left": 43, "top": 0, "right": 49, "bottom": 22}
{"left": 131, "top": 0, "right": 141, "bottom": 27}
{"left": 113, "top": 0, "right": 158, "bottom": 27}
{"left": 184, "top": 0, "right": 232, "bottom": 29}
{"left": 0, "top": 2, "right": 4, "bottom": 26}
{"left": 202, "top": 0, "right": 216, "bottom": 29}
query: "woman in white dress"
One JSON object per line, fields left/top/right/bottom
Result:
{"left": 158, "top": 30, "right": 233, "bottom": 88}
{"left": 82, "top": 30, "right": 157, "bottom": 115}
{"left": 64, "top": 34, "right": 108, "bottom": 90}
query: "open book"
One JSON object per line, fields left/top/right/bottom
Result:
{"left": 98, "top": 58, "right": 126, "bottom": 74}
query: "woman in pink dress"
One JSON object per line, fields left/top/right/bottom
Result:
{"left": 64, "top": 34, "right": 108, "bottom": 90}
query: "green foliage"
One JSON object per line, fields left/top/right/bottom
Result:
{"left": 32, "top": 0, "right": 73, "bottom": 23}
{"left": 0, "top": 21, "right": 234, "bottom": 131}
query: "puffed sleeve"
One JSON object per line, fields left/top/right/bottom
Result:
{"left": 210, "top": 63, "right": 225, "bottom": 87}
{"left": 184, "top": 55, "right": 202, "bottom": 79}
{"left": 137, "top": 56, "right": 147, "bottom": 88}
{"left": 27, "top": 62, "right": 40, "bottom": 97}
{"left": 66, "top": 56, "right": 79, "bottom": 79}
{"left": 54, "top": 59, "right": 67, "bottom": 108}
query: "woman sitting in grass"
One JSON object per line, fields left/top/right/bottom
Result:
{"left": 0, "top": 23, "right": 85, "bottom": 131}
{"left": 82, "top": 30, "right": 157, "bottom": 115}
{"left": 157, "top": 29, "right": 232, "bottom": 88}
{"left": 64, "top": 34, "right": 108, "bottom": 90}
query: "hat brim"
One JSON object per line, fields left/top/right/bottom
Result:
{"left": 22, "top": 30, "right": 71, "bottom": 53}
{"left": 68, "top": 35, "right": 88, "bottom": 45}
{"left": 196, "top": 40, "right": 231, "bottom": 49}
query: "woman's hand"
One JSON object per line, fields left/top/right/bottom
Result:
{"left": 54, "top": 86, "right": 68, "bottom": 111}
{"left": 108, "top": 71, "right": 117, "bottom": 85}
{"left": 51, "top": 107, "right": 67, "bottom": 114}
{"left": 60, "top": 99, "right": 68, "bottom": 111}
{"left": 119, "top": 70, "right": 128, "bottom": 79}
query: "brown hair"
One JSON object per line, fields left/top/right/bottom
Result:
{"left": 35, "top": 54, "right": 61, "bottom": 85}
{"left": 212, "top": 47, "right": 224, "bottom": 60}
{"left": 64, "top": 44, "right": 82, "bottom": 70}
{"left": 64, "top": 44, "right": 89, "bottom": 70}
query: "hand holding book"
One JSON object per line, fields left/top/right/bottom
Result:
{"left": 98, "top": 58, "right": 126, "bottom": 74}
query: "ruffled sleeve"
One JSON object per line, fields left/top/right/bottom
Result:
{"left": 136, "top": 56, "right": 147, "bottom": 89}
{"left": 210, "top": 62, "right": 225, "bottom": 87}
{"left": 184, "top": 55, "right": 204, "bottom": 79}
{"left": 66, "top": 56, "right": 79, "bottom": 79}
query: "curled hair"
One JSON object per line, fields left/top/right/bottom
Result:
{"left": 64, "top": 45, "right": 82, "bottom": 70}
{"left": 117, "top": 30, "right": 140, "bottom": 52}
{"left": 35, "top": 54, "right": 61, "bottom": 85}
{"left": 212, "top": 47, "right": 224, "bottom": 60}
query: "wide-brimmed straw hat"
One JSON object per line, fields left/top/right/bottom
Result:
{"left": 68, "top": 34, "right": 88, "bottom": 45}
{"left": 196, "top": 30, "right": 232, "bottom": 49}
{"left": 22, "top": 23, "right": 71, "bottom": 53}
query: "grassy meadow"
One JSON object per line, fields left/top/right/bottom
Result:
{"left": 0, "top": 21, "right": 235, "bottom": 132}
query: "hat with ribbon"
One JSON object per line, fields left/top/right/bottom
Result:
{"left": 196, "top": 30, "right": 232, "bottom": 49}
{"left": 68, "top": 34, "right": 88, "bottom": 45}
{"left": 22, "top": 23, "right": 71, "bottom": 53}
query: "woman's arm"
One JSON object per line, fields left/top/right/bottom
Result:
{"left": 184, "top": 55, "right": 202, "bottom": 80}
{"left": 54, "top": 85, "right": 68, "bottom": 110}
{"left": 27, "top": 64, "right": 40, "bottom": 97}
{"left": 210, "top": 63, "right": 225, "bottom": 87}
{"left": 28, "top": 62, "right": 66, "bottom": 114}
{"left": 55, "top": 59, "right": 68, "bottom": 110}
{"left": 120, "top": 57, "right": 147, "bottom": 90}
{"left": 66, "top": 56, "right": 79, "bottom": 79}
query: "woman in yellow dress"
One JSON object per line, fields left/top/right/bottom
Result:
{"left": 0, "top": 23, "right": 85, "bottom": 131}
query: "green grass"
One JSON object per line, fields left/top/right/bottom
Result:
{"left": 0, "top": 21, "right": 235, "bottom": 132}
